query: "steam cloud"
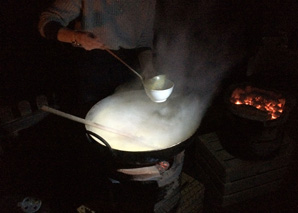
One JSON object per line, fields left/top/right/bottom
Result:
{"left": 154, "top": 1, "right": 248, "bottom": 110}
{"left": 103, "top": 1, "right": 253, "bottom": 150}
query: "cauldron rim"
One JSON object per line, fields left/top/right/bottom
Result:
{"left": 86, "top": 130, "right": 194, "bottom": 165}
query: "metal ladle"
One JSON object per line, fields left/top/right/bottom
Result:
{"left": 105, "top": 49, "right": 174, "bottom": 103}
{"left": 106, "top": 49, "right": 143, "bottom": 82}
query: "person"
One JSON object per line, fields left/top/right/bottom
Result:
{"left": 38, "top": 0, "right": 156, "bottom": 105}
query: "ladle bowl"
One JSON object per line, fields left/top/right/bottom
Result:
{"left": 105, "top": 49, "right": 174, "bottom": 102}
{"left": 143, "top": 75, "right": 174, "bottom": 103}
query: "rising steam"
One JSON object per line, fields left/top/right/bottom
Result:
{"left": 154, "top": 1, "right": 248, "bottom": 108}
{"left": 88, "top": 2, "right": 252, "bottom": 151}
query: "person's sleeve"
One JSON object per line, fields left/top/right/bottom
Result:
{"left": 137, "top": 1, "right": 156, "bottom": 48}
{"left": 38, "top": 0, "right": 82, "bottom": 38}
{"left": 42, "top": 21, "right": 63, "bottom": 40}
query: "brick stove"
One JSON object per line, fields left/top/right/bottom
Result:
{"left": 195, "top": 132, "right": 295, "bottom": 208}
{"left": 98, "top": 150, "right": 205, "bottom": 213}
{"left": 111, "top": 151, "right": 185, "bottom": 213}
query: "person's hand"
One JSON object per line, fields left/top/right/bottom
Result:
{"left": 73, "top": 31, "right": 106, "bottom": 51}
{"left": 57, "top": 28, "right": 106, "bottom": 50}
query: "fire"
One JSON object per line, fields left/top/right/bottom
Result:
{"left": 230, "top": 86, "right": 286, "bottom": 120}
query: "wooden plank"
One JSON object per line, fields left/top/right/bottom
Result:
{"left": 197, "top": 132, "right": 294, "bottom": 182}
{"left": 194, "top": 161, "right": 282, "bottom": 207}
{"left": 196, "top": 139, "right": 227, "bottom": 181}
{"left": 224, "top": 137, "right": 294, "bottom": 181}
{"left": 208, "top": 140, "right": 224, "bottom": 151}
{"left": 215, "top": 149, "right": 236, "bottom": 161}
{"left": 223, "top": 168, "right": 286, "bottom": 195}
{"left": 198, "top": 134, "right": 232, "bottom": 170}
{"left": 224, "top": 138, "right": 292, "bottom": 169}
{"left": 197, "top": 153, "right": 287, "bottom": 195}
{"left": 225, "top": 154, "right": 292, "bottom": 182}
{"left": 220, "top": 180, "right": 282, "bottom": 207}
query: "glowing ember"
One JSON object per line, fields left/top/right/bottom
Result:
{"left": 230, "top": 86, "right": 286, "bottom": 120}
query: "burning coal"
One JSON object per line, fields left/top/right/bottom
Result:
{"left": 230, "top": 86, "right": 286, "bottom": 120}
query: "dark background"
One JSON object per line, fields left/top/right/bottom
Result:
{"left": 1, "top": 0, "right": 298, "bottom": 106}
{"left": 1, "top": 0, "right": 82, "bottom": 108}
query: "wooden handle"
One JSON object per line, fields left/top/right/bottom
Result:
{"left": 41, "top": 105, "right": 136, "bottom": 139}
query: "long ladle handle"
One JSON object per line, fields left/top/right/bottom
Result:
{"left": 41, "top": 105, "right": 136, "bottom": 139}
{"left": 105, "top": 49, "right": 143, "bottom": 81}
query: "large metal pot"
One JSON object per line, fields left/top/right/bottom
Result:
{"left": 85, "top": 90, "right": 203, "bottom": 165}
{"left": 86, "top": 130, "right": 193, "bottom": 166}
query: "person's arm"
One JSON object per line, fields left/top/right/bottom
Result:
{"left": 42, "top": 21, "right": 106, "bottom": 50}
{"left": 38, "top": 0, "right": 81, "bottom": 38}
{"left": 137, "top": 1, "right": 156, "bottom": 49}
{"left": 38, "top": 0, "right": 105, "bottom": 50}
